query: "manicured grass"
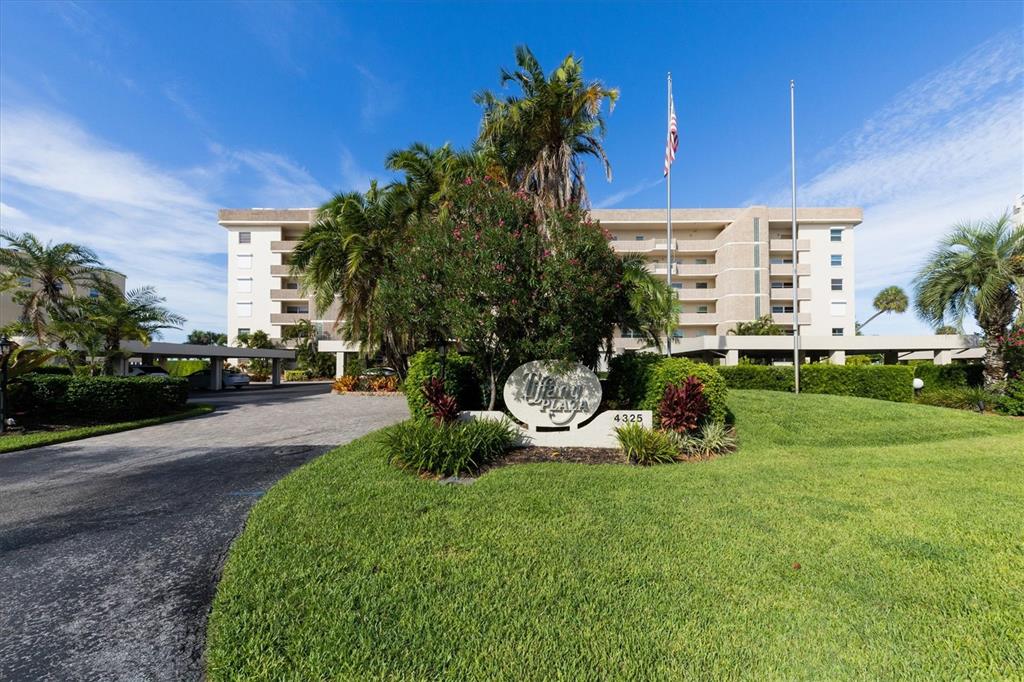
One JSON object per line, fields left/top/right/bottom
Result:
{"left": 0, "top": 404, "right": 215, "bottom": 454}
{"left": 206, "top": 391, "right": 1024, "bottom": 680}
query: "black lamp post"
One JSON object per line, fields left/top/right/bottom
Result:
{"left": 0, "top": 335, "right": 12, "bottom": 434}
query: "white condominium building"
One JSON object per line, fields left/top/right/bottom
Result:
{"left": 218, "top": 205, "right": 861, "bottom": 350}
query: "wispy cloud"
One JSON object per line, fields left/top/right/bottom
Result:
{"left": 355, "top": 64, "right": 401, "bottom": 128}
{"left": 593, "top": 177, "right": 663, "bottom": 209}
{"left": 0, "top": 106, "right": 337, "bottom": 338}
{"left": 756, "top": 31, "right": 1023, "bottom": 334}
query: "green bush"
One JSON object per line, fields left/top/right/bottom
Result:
{"left": 995, "top": 380, "right": 1024, "bottom": 416}
{"left": 912, "top": 363, "right": 984, "bottom": 391}
{"left": 404, "top": 350, "right": 483, "bottom": 419}
{"left": 605, "top": 352, "right": 662, "bottom": 409}
{"left": 30, "top": 366, "right": 74, "bottom": 376}
{"left": 915, "top": 387, "right": 1000, "bottom": 413}
{"left": 166, "top": 359, "right": 208, "bottom": 377}
{"left": 382, "top": 417, "right": 517, "bottom": 476}
{"left": 14, "top": 374, "right": 189, "bottom": 421}
{"left": 284, "top": 369, "right": 311, "bottom": 381}
{"left": 615, "top": 423, "right": 677, "bottom": 465}
{"left": 717, "top": 364, "right": 914, "bottom": 403}
{"left": 667, "top": 421, "right": 737, "bottom": 459}
{"left": 640, "top": 358, "right": 728, "bottom": 426}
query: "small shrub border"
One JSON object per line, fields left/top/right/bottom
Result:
{"left": 640, "top": 358, "right": 728, "bottom": 426}
{"left": 332, "top": 376, "right": 399, "bottom": 393}
{"left": 382, "top": 417, "right": 517, "bottom": 476}
{"left": 717, "top": 364, "right": 914, "bottom": 403}
{"left": 14, "top": 374, "right": 189, "bottom": 421}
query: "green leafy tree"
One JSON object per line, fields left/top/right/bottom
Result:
{"left": 728, "top": 316, "right": 784, "bottom": 336}
{"left": 83, "top": 287, "right": 185, "bottom": 375}
{"left": 236, "top": 329, "right": 276, "bottom": 378}
{"left": 934, "top": 324, "right": 960, "bottom": 335}
{"left": 281, "top": 319, "right": 335, "bottom": 378}
{"left": 0, "top": 230, "right": 111, "bottom": 342}
{"left": 913, "top": 213, "right": 1024, "bottom": 386}
{"left": 475, "top": 45, "right": 619, "bottom": 215}
{"left": 618, "top": 256, "right": 680, "bottom": 353}
{"left": 187, "top": 330, "right": 228, "bottom": 345}
{"left": 856, "top": 286, "right": 909, "bottom": 332}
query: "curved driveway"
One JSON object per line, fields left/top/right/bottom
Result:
{"left": 0, "top": 384, "right": 408, "bottom": 681}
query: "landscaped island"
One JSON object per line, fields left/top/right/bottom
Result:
{"left": 206, "top": 390, "right": 1024, "bottom": 679}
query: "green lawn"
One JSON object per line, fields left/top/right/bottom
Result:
{"left": 206, "top": 391, "right": 1024, "bottom": 680}
{"left": 0, "top": 404, "right": 214, "bottom": 454}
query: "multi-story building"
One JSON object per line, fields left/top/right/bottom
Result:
{"left": 0, "top": 267, "right": 127, "bottom": 331}
{"left": 219, "top": 205, "right": 861, "bottom": 354}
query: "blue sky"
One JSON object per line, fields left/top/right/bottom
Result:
{"left": 1, "top": 1, "right": 1021, "bottom": 340}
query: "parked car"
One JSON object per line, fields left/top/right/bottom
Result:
{"left": 128, "top": 365, "right": 171, "bottom": 379}
{"left": 360, "top": 366, "right": 398, "bottom": 378}
{"left": 187, "top": 368, "right": 252, "bottom": 390}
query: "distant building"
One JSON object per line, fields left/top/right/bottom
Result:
{"left": 1, "top": 266, "right": 126, "bottom": 331}
{"left": 1012, "top": 193, "right": 1023, "bottom": 226}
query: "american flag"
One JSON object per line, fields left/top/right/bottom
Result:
{"left": 664, "top": 92, "right": 678, "bottom": 176}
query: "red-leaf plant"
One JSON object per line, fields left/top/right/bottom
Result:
{"left": 423, "top": 376, "right": 460, "bottom": 424}
{"left": 658, "top": 376, "right": 709, "bottom": 433}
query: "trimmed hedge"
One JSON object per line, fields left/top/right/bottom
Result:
{"left": 605, "top": 352, "right": 663, "bottom": 409}
{"left": 911, "top": 363, "right": 984, "bottom": 391}
{"left": 640, "top": 358, "right": 728, "bottom": 426}
{"left": 404, "top": 350, "right": 483, "bottom": 419}
{"left": 717, "top": 364, "right": 914, "bottom": 403}
{"left": 167, "top": 359, "right": 208, "bottom": 377}
{"left": 15, "top": 374, "right": 189, "bottom": 421}
{"left": 284, "top": 369, "right": 311, "bottom": 381}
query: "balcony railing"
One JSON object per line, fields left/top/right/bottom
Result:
{"left": 270, "top": 288, "right": 307, "bottom": 301}
{"left": 270, "top": 313, "right": 309, "bottom": 325}
{"left": 270, "top": 240, "right": 300, "bottom": 253}
{"left": 769, "top": 262, "right": 810, "bottom": 276}
{"left": 610, "top": 240, "right": 658, "bottom": 253}
{"left": 270, "top": 264, "right": 292, "bottom": 276}
{"left": 772, "top": 312, "right": 812, "bottom": 326}
{"left": 769, "top": 287, "right": 811, "bottom": 301}
{"left": 768, "top": 239, "right": 811, "bottom": 252}
{"left": 678, "top": 312, "right": 719, "bottom": 325}
{"left": 675, "top": 288, "right": 717, "bottom": 300}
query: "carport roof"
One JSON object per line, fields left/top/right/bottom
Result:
{"left": 122, "top": 341, "right": 295, "bottom": 360}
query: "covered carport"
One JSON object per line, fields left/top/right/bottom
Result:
{"left": 119, "top": 341, "right": 296, "bottom": 390}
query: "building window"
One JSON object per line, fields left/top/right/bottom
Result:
{"left": 237, "top": 254, "right": 252, "bottom": 270}
{"left": 832, "top": 327, "right": 844, "bottom": 336}
{"left": 830, "top": 228, "right": 842, "bottom": 242}
{"left": 831, "top": 278, "right": 843, "bottom": 291}
{"left": 695, "top": 258, "right": 708, "bottom": 265}
{"left": 239, "top": 231, "right": 251, "bottom": 244}
{"left": 236, "top": 278, "right": 253, "bottom": 293}
{"left": 237, "top": 327, "right": 250, "bottom": 337}
{"left": 672, "top": 329, "right": 684, "bottom": 339}
{"left": 830, "top": 301, "right": 847, "bottom": 316}
{"left": 696, "top": 281, "right": 709, "bottom": 289}
{"left": 671, "top": 282, "right": 682, "bottom": 289}
{"left": 236, "top": 302, "right": 252, "bottom": 318}
{"left": 771, "top": 281, "right": 792, "bottom": 289}
{"left": 53, "top": 282, "right": 63, "bottom": 292}
{"left": 697, "top": 305, "right": 708, "bottom": 314}
{"left": 634, "top": 235, "right": 645, "bottom": 241}
{"left": 88, "top": 288, "right": 100, "bottom": 299}
{"left": 831, "top": 254, "right": 843, "bottom": 267}
{"left": 772, "top": 305, "right": 794, "bottom": 314}
{"left": 18, "top": 276, "right": 31, "bottom": 287}
{"left": 285, "top": 305, "right": 309, "bottom": 314}
{"left": 610, "top": 235, "right": 618, "bottom": 241}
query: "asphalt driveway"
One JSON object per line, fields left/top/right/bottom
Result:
{"left": 0, "top": 384, "right": 408, "bottom": 681}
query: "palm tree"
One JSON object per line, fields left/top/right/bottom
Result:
{"left": 934, "top": 324, "right": 960, "bottom": 335}
{"left": 728, "top": 316, "right": 784, "bottom": 336}
{"left": 616, "top": 256, "right": 680, "bottom": 353}
{"left": 913, "top": 213, "right": 1024, "bottom": 386}
{"left": 83, "top": 287, "right": 185, "bottom": 374}
{"left": 385, "top": 142, "right": 491, "bottom": 221}
{"left": 475, "top": 45, "right": 619, "bottom": 215}
{"left": 856, "top": 286, "right": 909, "bottom": 332}
{"left": 0, "top": 231, "right": 110, "bottom": 341}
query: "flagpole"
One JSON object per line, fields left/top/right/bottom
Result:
{"left": 666, "top": 72, "right": 673, "bottom": 357}
{"left": 790, "top": 79, "right": 801, "bottom": 393}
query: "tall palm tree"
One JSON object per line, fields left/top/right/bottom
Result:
{"left": 83, "top": 286, "right": 185, "bottom": 374}
{"left": 728, "top": 316, "right": 784, "bottom": 336}
{"left": 0, "top": 231, "right": 110, "bottom": 342}
{"left": 616, "top": 256, "right": 680, "bottom": 353}
{"left": 385, "top": 142, "right": 492, "bottom": 221}
{"left": 913, "top": 213, "right": 1024, "bottom": 386}
{"left": 475, "top": 45, "right": 619, "bottom": 215}
{"left": 856, "top": 285, "right": 909, "bottom": 332}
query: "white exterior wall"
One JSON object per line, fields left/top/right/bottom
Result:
{"left": 225, "top": 225, "right": 281, "bottom": 344}
{"left": 799, "top": 223, "right": 856, "bottom": 337}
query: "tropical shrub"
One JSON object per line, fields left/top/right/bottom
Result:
{"left": 915, "top": 387, "right": 1000, "bottom": 413}
{"left": 717, "top": 366, "right": 794, "bottom": 391}
{"left": 911, "top": 363, "right": 984, "bottom": 391}
{"left": 657, "top": 376, "right": 708, "bottom": 434}
{"left": 605, "top": 352, "right": 662, "bottom": 408}
{"left": 367, "top": 376, "right": 399, "bottom": 393}
{"left": 332, "top": 376, "right": 359, "bottom": 393}
{"left": 422, "top": 377, "right": 459, "bottom": 424}
{"left": 14, "top": 374, "right": 188, "bottom": 421}
{"left": 404, "top": 350, "right": 482, "bottom": 419}
{"left": 284, "top": 369, "right": 311, "bottom": 381}
{"left": 667, "top": 421, "right": 737, "bottom": 459}
{"left": 995, "top": 380, "right": 1024, "bottom": 416}
{"left": 614, "top": 423, "right": 677, "bottom": 465}
{"left": 383, "top": 417, "right": 517, "bottom": 476}
{"left": 166, "top": 359, "right": 208, "bottom": 377}
{"left": 640, "top": 358, "right": 727, "bottom": 426}
{"left": 717, "top": 364, "right": 914, "bottom": 403}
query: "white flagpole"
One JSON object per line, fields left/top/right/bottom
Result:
{"left": 790, "top": 79, "right": 801, "bottom": 393}
{"left": 666, "top": 72, "right": 673, "bottom": 357}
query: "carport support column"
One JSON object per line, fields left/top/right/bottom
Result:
{"left": 209, "top": 358, "right": 223, "bottom": 391}
{"left": 272, "top": 358, "right": 282, "bottom": 386}
{"left": 934, "top": 349, "right": 952, "bottom": 366}
{"left": 724, "top": 349, "right": 739, "bottom": 366}
{"left": 829, "top": 349, "right": 846, "bottom": 365}
{"left": 335, "top": 352, "right": 346, "bottom": 378}
{"left": 883, "top": 350, "right": 899, "bottom": 365}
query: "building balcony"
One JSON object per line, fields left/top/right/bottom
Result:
{"left": 769, "top": 262, "right": 810, "bottom": 276}
{"left": 270, "top": 288, "right": 307, "bottom": 301}
{"left": 769, "top": 239, "right": 811, "bottom": 252}
{"left": 678, "top": 312, "right": 719, "bottom": 325}
{"left": 676, "top": 263, "right": 717, "bottom": 276}
{"left": 676, "top": 288, "right": 717, "bottom": 300}
{"left": 610, "top": 240, "right": 658, "bottom": 253}
{"left": 270, "top": 240, "right": 300, "bottom": 253}
{"left": 269, "top": 264, "right": 293, "bottom": 276}
{"left": 674, "top": 239, "right": 716, "bottom": 252}
{"left": 270, "top": 313, "right": 309, "bottom": 325}
{"left": 772, "top": 312, "right": 812, "bottom": 326}
{"left": 769, "top": 287, "right": 811, "bottom": 301}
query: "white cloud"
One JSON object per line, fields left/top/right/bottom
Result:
{"left": 0, "top": 106, "right": 343, "bottom": 339}
{"left": 758, "top": 31, "right": 1023, "bottom": 334}
{"left": 593, "top": 177, "right": 663, "bottom": 209}
{"left": 355, "top": 64, "right": 401, "bottom": 128}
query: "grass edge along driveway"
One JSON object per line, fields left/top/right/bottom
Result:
{"left": 0, "top": 405, "right": 215, "bottom": 454}
{"left": 206, "top": 390, "right": 1024, "bottom": 680}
